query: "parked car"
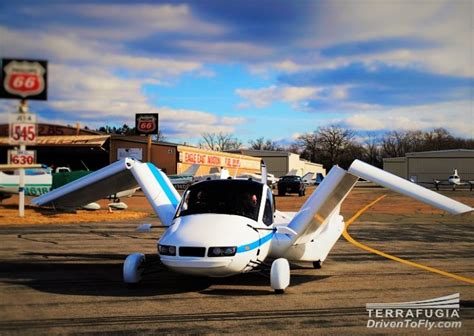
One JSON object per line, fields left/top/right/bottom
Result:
{"left": 277, "top": 175, "right": 306, "bottom": 196}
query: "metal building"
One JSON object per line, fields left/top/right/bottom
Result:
{"left": 229, "top": 149, "right": 326, "bottom": 178}
{"left": 383, "top": 149, "right": 474, "bottom": 182}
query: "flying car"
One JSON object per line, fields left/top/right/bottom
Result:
{"left": 32, "top": 158, "right": 472, "bottom": 293}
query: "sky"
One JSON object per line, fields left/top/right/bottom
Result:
{"left": 0, "top": 0, "right": 473, "bottom": 145}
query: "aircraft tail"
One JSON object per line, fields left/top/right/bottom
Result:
{"left": 181, "top": 164, "right": 200, "bottom": 176}
{"left": 32, "top": 158, "right": 180, "bottom": 226}
{"left": 302, "top": 172, "right": 315, "bottom": 184}
{"left": 287, "top": 168, "right": 299, "bottom": 176}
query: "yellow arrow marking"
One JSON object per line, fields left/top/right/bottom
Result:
{"left": 343, "top": 194, "right": 474, "bottom": 285}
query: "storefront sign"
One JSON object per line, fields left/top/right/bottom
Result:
{"left": 180, "top": 150, "right": 259, "bottom": 170}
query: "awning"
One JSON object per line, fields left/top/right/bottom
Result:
{"left": 0, "top": 135, "right": 110, "bottom": 147}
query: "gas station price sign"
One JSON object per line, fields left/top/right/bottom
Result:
{"left": 8, "top": 149, "right": 36, "bottom": 165}
{"left": 9, "top": 113, "right": 37, "bottom": 145}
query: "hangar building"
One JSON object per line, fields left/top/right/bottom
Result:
{"left": 228, "top": 149, "right": 326, "bottom": 178}
{"left": 383, "top": 149, "right": 474, "bottom": 182}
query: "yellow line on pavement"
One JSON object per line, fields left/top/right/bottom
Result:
{"left": 343, "top": 195, "right": 474, "bottom": 285}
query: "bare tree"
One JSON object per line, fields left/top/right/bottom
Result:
{"left": 96, "top": 124, "right": 165, "bottom": 141}
{"left": 249, "top": 137, "right": 282, "bottom": 151}
{"left": 362, "top": 134, "right": 383, "bottom": 167}
{"left": 317, "top": 125, "right": 355, "bottom": 167}
{"left": 296, "top": 132, "right": 319, "bottom": 163}
{"left": 296, "top": 125, "right": 358, "bottom": 169}
{"left": 199, "top": 132, "right": 242, "bottom": 151}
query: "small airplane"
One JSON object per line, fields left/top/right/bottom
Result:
{"left": 0, "top": 166, "right": 52, "bottom": 201}
{"left": 412, "top": 169, "right": 474, "bottom": 191}
{"left": 236, "top": 171, "right": 278, "bottom": 188}
{"left": 168, "top": 164, "right": 201, "bottom": 190}
{"left": 32, "top": 158, "right": 472, "bottom": 293}
{"left": 193, "top": 166, "right": 230, "bottom": 182}
{"left": 301, "top": 172, "right": 315, "bottom": 186}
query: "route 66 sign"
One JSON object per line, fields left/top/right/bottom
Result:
{"left": 135, "top": 113, "right": 159, "bottom": 135}
{"left": 0, "top": 59, "right": 48, "bottom": 100}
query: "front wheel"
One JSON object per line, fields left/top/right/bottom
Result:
{"left": 123, "top": 253, "right": 146, "bottom": 283}
{"left": 270, "top": 258, "right": 290, "bottom": 293}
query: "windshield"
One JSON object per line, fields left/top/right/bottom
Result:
{"left": 282, "top": 176, "right": 300, "bottom": 181}
{"left": 176, "top": 179, "right": 263, "bottom": 221}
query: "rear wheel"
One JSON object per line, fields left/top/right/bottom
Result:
{"left": 278, "top": 190, "right": 285, "bottom": 196}
{"left": 313, "top": 260, "right": 322, "bottom": 269}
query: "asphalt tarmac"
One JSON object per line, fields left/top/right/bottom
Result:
{"left": 0, "top": 189, "right": 473, "bottom": 335}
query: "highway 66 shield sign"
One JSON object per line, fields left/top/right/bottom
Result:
{"left": 135, "top": 113, "right": 159, "bottom": 135}
{"left": 1, "top": 59, "right": 48, "bottom": 100}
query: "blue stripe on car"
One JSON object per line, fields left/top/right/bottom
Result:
{"left": 236, "top": 231, "right": 274, "bottom": 253}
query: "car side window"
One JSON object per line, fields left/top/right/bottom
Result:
{"left": 263, "top": 189, "right": 274, "bottom": 226}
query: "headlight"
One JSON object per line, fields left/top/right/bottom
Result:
{"left": 158, "top": 244, "right": 176, "bottom": 256}
{"left": 208, "top": 246, "right": 237, "bottom": 257}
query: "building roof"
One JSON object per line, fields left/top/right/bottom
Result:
{"left": 406, "top": 149, "right": 474, "bottom": 158}
{"left": 110, "top": 135, "right": 181, "bottom": 147}
{"left": 228, "top": 149, "right": 292, "bottom": 157}
{"left": 0, "top": 135, "right": 110, "bottom": 147}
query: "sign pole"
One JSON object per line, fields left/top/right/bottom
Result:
{"left": 147, "top": 134, "right": 152, "bottom": 162}
{"left": 18, "top": 143, "right": 26, "bottom": 217}
{"left": 18, "top": 99, "right": 28, "bottom": 217}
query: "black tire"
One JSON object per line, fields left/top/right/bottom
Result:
{"left": 278, "top": 190, "right": 285, "bottom": 196}
{"left": 274, "top": 289, "right": 285, "bottom": 294}
{"left": 298, "top": 190, "right": 303, "bottom": 197}
{"left": 313, "top": 260, "right": 322, "bottom": 269}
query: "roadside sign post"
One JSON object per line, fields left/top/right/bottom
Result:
{"left": 9, "top": 102, "right": 37, "bottom": 217}
{"left": 135, "top": 113, "right": 159, "bottom": 163}
{"left": 1, "top": 58, "right": 47, "bottom": 217}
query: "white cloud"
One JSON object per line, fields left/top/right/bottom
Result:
{"left": 1, "top": 63, "right": 245, "bottom": 141}
{"left": 343, "top": 101, "right": 474, "bottom": 137}
{"left": 20, "top": 3, "right": 225, "bottom": 40}
{"left": 235, "top": 85, "right": 319, "bottom": 108}
{"left": 0, "top": 27, "right": 202, "bottom": 79}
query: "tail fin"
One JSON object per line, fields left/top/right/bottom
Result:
{"left": 302, "top": 172, "right": 315, "bottom": 184}
{"left": 182, "top": 164, "right": 200, "bottom": 176}
{"left": 288, "top": 166, "right": 358, "bottom": 244}
{"left": 260, "top": 160, "right": 268, "bottom": 185}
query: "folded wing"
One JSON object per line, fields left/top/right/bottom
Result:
{"left": 32, "top": 158, "right": 181, "bottom": 226}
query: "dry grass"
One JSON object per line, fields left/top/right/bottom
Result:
{"left": 0, "top": 204, "right": 150, "bottom": 225}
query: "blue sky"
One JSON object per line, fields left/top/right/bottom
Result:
{"left": 0, "top": 0, "right": 472, "bottom": 145}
